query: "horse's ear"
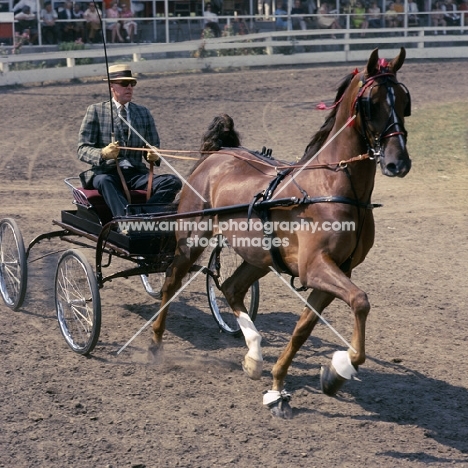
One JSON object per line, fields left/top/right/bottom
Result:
{"left": 388, "top": 47, "right": 406, "bottom": 74}
{"left": 366, "top": 48, "right": 380, "bottom": 77}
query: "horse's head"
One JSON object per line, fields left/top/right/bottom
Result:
{"left": 353, "top": 48, "right": 412, "bottom": 177}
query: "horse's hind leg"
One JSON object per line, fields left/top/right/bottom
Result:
{"left": 221, "top": 261, "right": 269, "bottom": 380}
{"left": 150, "top": 242, "right": 206, "bottom": 351}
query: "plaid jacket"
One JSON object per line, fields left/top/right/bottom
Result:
{"left": 77, "top": 100, "right": 160, "bottom": 188}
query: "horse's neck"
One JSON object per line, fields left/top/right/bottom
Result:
{"left": 319, "top": 128, "right": 376, "bottom": 203}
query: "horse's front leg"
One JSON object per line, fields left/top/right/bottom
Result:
{"left": 265, "top": 255, "right": 370, "bottom": 417}
{"left": 299, "top": 256, "right": 370, "bottom": 394}
{"left": 263, "top": 289, "right": 334, "bottom": 418}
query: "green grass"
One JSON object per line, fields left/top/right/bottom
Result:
{"left": 406, "top": 102, "right": 468, "bottom": 176}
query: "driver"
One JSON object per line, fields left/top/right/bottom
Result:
{"left": 77, "top": 63, "right": 181, "bottom": 218}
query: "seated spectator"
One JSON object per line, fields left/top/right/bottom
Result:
{"left": 443, "top": 0, "right": 460, "bottom": 26}
{"left": 275, "top": 2, "right": 288, "bottom": 30}
{"left": 72, "top": 3, "right": 85, "bottom": 41}
{"left": 14, "top": 5, "right": 38, "bottom": 42}
{"left": 367, "top": 1, "right": 382, "bottom": 28}
{"left": 120, "top": 4, "right": 137, "bottom": 42}
{"left": 385, "top": 2, "right": 400, "bottom": 27}
{"left": 407, "top": 0, "right": 420, "bottom": 26}
{"left": 351, "top": 0, "right": 368, "bottom": 31}
{"left": 58, "top": 0, "right": 75, "bottom": 42}
{"left": 106, "top": 1, "right": 124, "bottom": 42}
{"left": 393, "top": 0, "right": 405, "bottom": 25}
{"left": 291, "top": 0, "right": 307, "bottom": 30}
{"left": 317, "top": 2, "right": 341, "bottom": 33}
{"left": 84, "top": 2, "right": 102, "bottom": 43}
{"left": 203, "top": 3, "right": 221, "bottom": 37}
{"left": 431, "top": 0, "right": 447, "bottom": 33}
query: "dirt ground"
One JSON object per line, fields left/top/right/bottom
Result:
{"left": 1, "top": 53, "right": 468, "bottom": 468}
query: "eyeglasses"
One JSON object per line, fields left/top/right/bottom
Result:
{"left": 112, "top": 80, "right": 137, "bottom": 88}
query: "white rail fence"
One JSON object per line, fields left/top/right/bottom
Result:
{"left": 1, "top": 25, "right": 468, "bottom": 86}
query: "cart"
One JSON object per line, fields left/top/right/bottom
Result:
{"left": 0, "top": 177, "right": 260, "bottom": 355}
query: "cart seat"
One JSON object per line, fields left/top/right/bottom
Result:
{"left": 73, "top": 187, "right": 147, "bottom": 224}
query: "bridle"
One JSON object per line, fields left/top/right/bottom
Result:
{"left": 353, "top": 72, "right": 411, "bottom": 160}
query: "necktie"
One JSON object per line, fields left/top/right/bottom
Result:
{"left": 120, "top": 105, "right": 129, "bottom": 142}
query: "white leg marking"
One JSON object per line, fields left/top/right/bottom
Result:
{"left": 237, "top": 311, "right": 263, "bottom": 362}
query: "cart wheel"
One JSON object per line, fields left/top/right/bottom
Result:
{"left": 0, "top": 218, "right": 27, "bottom": 310}
{"left": 206, "top": 235, "right": 259, "bottom": 336}
{"left": 55, "top": 249, "right": 101, "bottom": 355}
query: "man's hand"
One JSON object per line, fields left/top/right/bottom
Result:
{"left": 101, "top": 142, "right": 120, "bottom": 160}
{"left": 146, "top": 146, "right": 160, "bottom": 165}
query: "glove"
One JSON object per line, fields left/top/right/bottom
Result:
{"left": 146, "top": 145, "right": 161, "bottom": 165}
{"left": 101, "top": 141, "right": 120, "bottom": 160}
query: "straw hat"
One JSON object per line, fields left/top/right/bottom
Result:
{"left": 105, "top": 64, "right": 137, "bottom": 82}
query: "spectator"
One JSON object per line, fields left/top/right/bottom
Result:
{"left": 58, "top": 0, "right": 75, "bottom": 42}
{"left": 72, "top": 3, "right": 85, "bottom": 41}
{"left": 305, "top": 0, "right": 317, "bottom": 14}
{"left": 385, "top": 1, "right": 401, "bottom": 27}
{"left": 367, "top": 1, "right": 382, "bottom": 28}
{"left": 274, "top": 2, "right": 288, "bottom": 29}
{"left": 106, "top": 1, "right": 124, "bottom": 43}
{"left": 407, "top": 0, "right": 420, "bottom": 26}
{"left": 317, "top": 2, "right": 341, "bottom": 34}
{"left": 431, "top": 0, "right": 447, "bottom": 33}
{"left": 291, "top": 0, "right": 307, "bottom": 30}
{"left": 40, "top": 1, "right": 59, "bottom": 44}
{"left": 12, "top": 0, "right": 37, "bottom": 14}
{"left": 84, "top": 2, "right": 102, "bottom": 43}
{"left": 393, "top": 0, "right": 405, "bottom": 25}
{"left": 443, "top": 0, "right": 460, "bottom": 26}
{"left": 351, "top": 0, "right": 369, "bottom": 32}
{"left": 78, "top": 64, "right": 182, "bottom": 218}
{"left": 203, "top": 3, "right": 221, "bottom": 37}
{"left": 120, "top": 4, "right": 137, "bottom": 42}
{"left": 14, "top": 5, "right": 38, "bottom": 42}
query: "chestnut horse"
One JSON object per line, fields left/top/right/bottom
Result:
{"left": 153, "top": 48, "right": 412, "bottom": 418}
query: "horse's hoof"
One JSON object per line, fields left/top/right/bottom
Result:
{"left": 147, "top": 341, "right": 164, "bottom": 364}
{"left": 242, "top": 355, "right": 263, "bottom": 380}
{"left": 270, "top": 399, "right": 293, "bottom": 419}
{"left": 263, "top": 390, "right": 293, "bottom": 419}
{"left": 320, "top": 363, "right": 347, "bottom": 396}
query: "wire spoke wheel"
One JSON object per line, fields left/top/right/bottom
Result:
{"left": 206, "top": 235, "right": 259, "bottom": 336}
{"left": 0, "top": 218, "right": 27, "bottom": 310}
{"left": 55, "top": 249, "right": 101, "bottom": 355}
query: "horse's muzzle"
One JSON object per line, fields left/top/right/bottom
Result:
{"left": 381, "top": 157, "right": 412, "bottom": 178}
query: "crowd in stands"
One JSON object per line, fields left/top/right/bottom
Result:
{"left": 273, "top": 0, "right": 467, "bottom": 33}
{"left": 10, "top": 0, "right": 139, "bottom": 45}
{"left": 7, "top": 0, "right": 468, "bottom": 46}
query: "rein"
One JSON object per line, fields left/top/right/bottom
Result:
{"left": 214, "top": 149, "right": 373, "bottom": 172}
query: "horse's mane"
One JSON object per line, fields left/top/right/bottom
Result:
{"left": 298, "top": 72, "right": 356, "bottom": 164}
{"left": 190, "top": 113, "right": 241, "bottom": 174}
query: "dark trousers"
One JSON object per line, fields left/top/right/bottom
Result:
{"left": 93, "top": 169, "right": 182, "bottom": 217}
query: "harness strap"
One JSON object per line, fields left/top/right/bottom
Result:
{"left": 116, "top": 163, "right": 132, "bottom": 204}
